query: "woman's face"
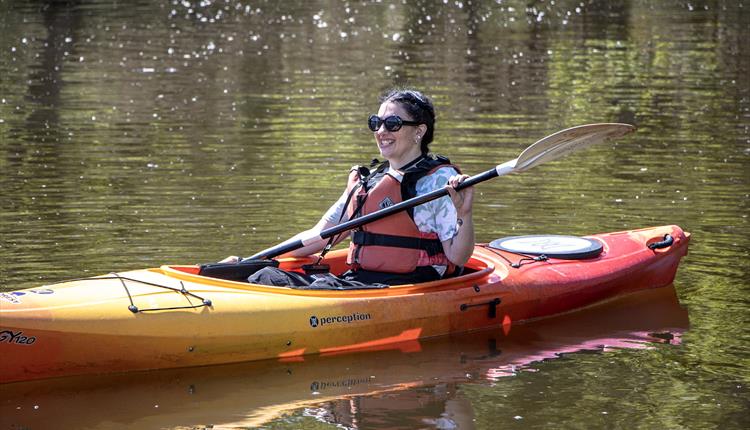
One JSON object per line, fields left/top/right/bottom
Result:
{"left": 373, "top": 102, "right": 425, "bottom": 168}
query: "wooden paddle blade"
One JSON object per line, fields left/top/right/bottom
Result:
{"left": 514, "top": 123, "right": 635, "bottom": 172}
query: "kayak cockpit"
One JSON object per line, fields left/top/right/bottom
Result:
{"left": 160, "top": 247, "right": 500, "bottom": 293}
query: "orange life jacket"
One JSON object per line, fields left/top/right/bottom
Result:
{"left": 345, "top": 155, "right": 457, "bottom": 274}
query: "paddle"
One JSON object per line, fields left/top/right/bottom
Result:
{"left": 244, "top": 123, "right": 635, "bottom": 261}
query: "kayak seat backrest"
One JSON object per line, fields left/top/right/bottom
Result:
{"left": 197, "top": 259, "right": 280, "bottom": 282}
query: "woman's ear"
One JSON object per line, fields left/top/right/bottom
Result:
{"left": 416, "top": 124, "right": 428, "bottom": 140}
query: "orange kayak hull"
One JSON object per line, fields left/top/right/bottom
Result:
{"left": 0, "top": 225, "right": 690, "bottom": 383}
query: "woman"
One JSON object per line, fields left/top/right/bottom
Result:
{"left": 224, "top": 89, "right": 474, "bottom": 287}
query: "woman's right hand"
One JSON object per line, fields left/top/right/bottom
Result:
{"left": 446, "top": 174, "right": 474, "bottom": 218}
{"left": 219, "top": 255, "right": 241, "bottom": 264}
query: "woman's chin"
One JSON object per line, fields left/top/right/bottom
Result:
{"left": 378, "top": 147, "right": 392, "bottom": 159}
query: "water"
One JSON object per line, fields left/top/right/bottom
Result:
{"left": 1, "top": 0, "right": 748, "bottom": 428}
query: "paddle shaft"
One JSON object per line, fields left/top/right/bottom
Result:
{"left": 244, "top": 163, "right": 507, "bottom": 261}
{"left": 243, "top": 123, "right": 635, "bottom": 261}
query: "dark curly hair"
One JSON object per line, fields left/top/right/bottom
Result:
{"left": 380, "top": 89, "right": 436, "bottom": 154}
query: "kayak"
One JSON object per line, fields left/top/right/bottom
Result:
{"left": 0, "top": 225, "right": 690, "bottom": 383}
{"left": 2, "top": 285, "right": 688, "bottom": 429}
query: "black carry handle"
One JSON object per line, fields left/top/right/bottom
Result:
{"left": 648, "top": 234, "right": 674, "bottom": 250}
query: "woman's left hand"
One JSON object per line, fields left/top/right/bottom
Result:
{"left": 218, "top": 255, "right": 241, "bottom": 264}
{"left": 446, "top": 174, "right": 474, "bottom": 217}
{"left": 442, "top": 174, "right": 476, "bottom": 266}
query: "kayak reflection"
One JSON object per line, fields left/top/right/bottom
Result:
{"left": 1, "top": 285, "right": 688, "bottom": 430}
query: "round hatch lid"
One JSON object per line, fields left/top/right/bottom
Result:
{"left": 488, "top": 235, "right": 603, "bottom": 260}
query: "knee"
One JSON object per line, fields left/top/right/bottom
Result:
{"left": 247, "top": 266, "right": 285, "bottom": 285}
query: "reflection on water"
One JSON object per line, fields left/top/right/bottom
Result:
{"left": 1, "top": 286, "right": 688, "bottom": 429}
{"left": 1, "top": 0, "right": 748, "bottom": 428}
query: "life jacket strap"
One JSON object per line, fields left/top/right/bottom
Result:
{"left": 351, "top": 231, "right": 444, "bottom": 256}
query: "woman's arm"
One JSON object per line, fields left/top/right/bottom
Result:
{"left": 219, "top": 217, "right": 347, "bottom": 263}
{"left": 441, "top": 174, "right": 475, "bottom": 266}
{"left": 219, "top": 189, "right": 350, "bottom": 263}
{"left": 277, "top": 217, "right": 346, "bottom": 258}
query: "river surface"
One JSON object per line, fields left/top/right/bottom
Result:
{"left": 0, "top": 1, "right": 748, "bottom": 429}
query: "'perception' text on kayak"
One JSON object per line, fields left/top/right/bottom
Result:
{"left": 309, "top": 312, "right": 372, "bottom": 328}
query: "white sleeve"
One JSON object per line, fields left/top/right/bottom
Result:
{"left": 412, "top": 167, "right": 459, "bottom": 242}
{"left": 322, "top": 188, "right": 350, "bottom": 224}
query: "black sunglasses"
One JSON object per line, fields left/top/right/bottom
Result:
{"left": 368, "top": 115, "right": 421, "bottom": 132}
